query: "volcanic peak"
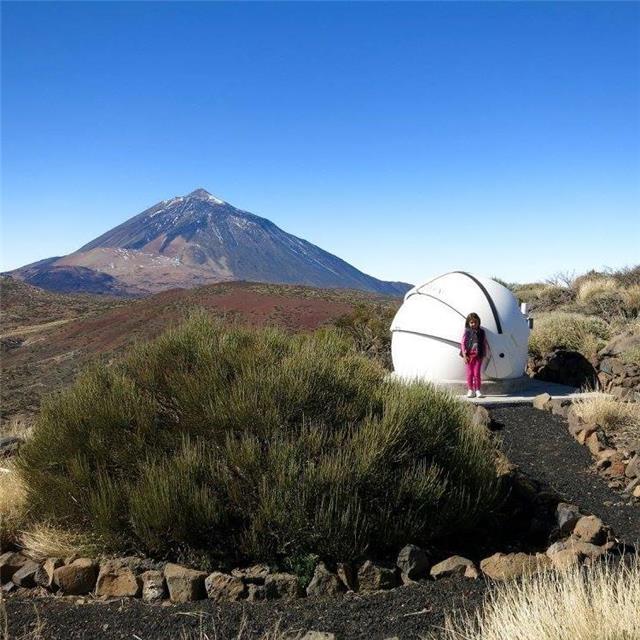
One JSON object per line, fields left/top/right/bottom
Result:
{"left": 185, "top": 188, "right": 226, "bottom": 205}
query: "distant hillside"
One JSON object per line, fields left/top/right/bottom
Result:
{"left": 7, "top": 189, "right": 411, "bottom": 297}
{"left": 0, "top": 279, "right": 401, "bottom": 427}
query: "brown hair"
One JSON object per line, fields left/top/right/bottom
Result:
{"left": 465, "top": 313, "right": 481, "bottom": 328}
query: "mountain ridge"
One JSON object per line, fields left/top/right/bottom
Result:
{"left": 8, "top": 189, "right": 411, "bottom": 297}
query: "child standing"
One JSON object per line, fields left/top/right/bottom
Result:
{"left": 461, "top": 313, "right": 488, "bottom": 398}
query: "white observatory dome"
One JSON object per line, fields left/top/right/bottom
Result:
{"left": 391, "top": 272, "right": 530, "bottom": 384}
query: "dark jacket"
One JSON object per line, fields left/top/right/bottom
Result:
{"left": 460, "top": 327, "right": 486, "bottom": 359}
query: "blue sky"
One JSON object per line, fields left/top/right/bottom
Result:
{"left": 2, "top": 1, "right": 639, "bottom": 285}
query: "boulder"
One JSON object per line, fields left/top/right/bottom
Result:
{"left": 549, "top": 548, "right": 583, "bottom": 570}
{"left": 0, "top": 552, "right": 30, "bottom": 583}
{"left": 141, "top": 570, "right": 166, "bottom": 603}
{"left": 396, "top": 544, "right": 429, "bottom": 581}
{"left": 264, "top": 573, "right": 302, "bottom": 600}
{"left": 96, "top": 560, "right": 141, "bottom": 598}
{"left": 205, "top": 572, "right": 246, "bottom": 602}
{"left": 551, "top": 398, "right": 571, "bottom": 418}
{"left": 599, "top": 332, "right": 640, "bottom": 359}
{"left": 567, "top": 408, "right": 586, "bottom": 436}
{"left": 480, "top": 552, "right": 550, "bottom": 581}
{"left": 164, "top": 563, "right": 207, "bottom": 603}
{"left": 605, "top": 460, "right": 627, "bottom": 478}
{"left": 306, "top": 563, "right": 345, "bottom": 597}
{"left": 429, "top": 556, "right": 478, "bottom": 579}
{"left": 357, "top": 560, "right": 398, "bottom": 592}
{"left": 301, "top": 633, "right": 336, "bottom": 640}
{"left": 533, "top": 393, "right": 552, "bottom": 411}
{"left": 34, "top": 557, "right": 63, "bottom": 589}
{"left": 556, "top": 503, "right": 581, "bottom": 535}
{"left": 573, "top": 515, "right": 607, "bottom": 545}
{"left": 11, "top": 560, "right": 39, "bottom": 588}
{"left": 231, "top": 564, "right": 270, "bottom": 584}
{"left": 625, "top": 455, "right": 640, "bottom": 479}
{"left": 586, "top": 432, "right": 606, "bottom": 456}
{"left": 54, "top": 558, "right": 98, "bottom": 595}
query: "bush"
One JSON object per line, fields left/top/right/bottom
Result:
{"left": 513, "top": 284, "right": 574, "bottom": 312}
{"left": 334, "top": 303, "right": 397, "bottom": 369}
{"left": 609, "top": 264, "right": 640, "bottom": 288}
{"left": 529, "top": 312, "right": 610, "bottom": 358}
{"left": 16, "top": 313, "right": 501, "bottom": 567}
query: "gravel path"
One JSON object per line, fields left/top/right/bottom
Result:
{"left": 6, "top": 405, "right": 639, "bottom": 639}
{"left": 491, "top": 405, "right": 640, "bottom": 545}
{"left": 5, "top": 578, "right": 487, "bottom": 640}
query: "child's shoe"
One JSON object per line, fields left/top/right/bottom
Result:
{"left": 466, "top": 390, "right": 474, "bottom": 398}
{"left": 475, "top": 390, "right": 484, "bottom": 398}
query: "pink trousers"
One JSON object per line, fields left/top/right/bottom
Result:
{"left": 465, "top": 355, "right": 482, "bottom": 391}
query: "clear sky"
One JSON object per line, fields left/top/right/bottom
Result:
{"left": 2, "top": 1, "right": 639, "bottom": 285}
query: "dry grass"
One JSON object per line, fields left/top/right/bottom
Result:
{"left": 0, "top": 461, "right": 27, "bottom": 549}
{"left": 622, "top": 284, "right": 640, "bottom": 316}
{"left": 572, "top": 392, "right": 640, "bottom": 437}
{"left": 528, "top": 312, "right": 610, "bottom": 358}
{"left": 179, "top": 615, "right": 294, "bottom": 640}
{"left": 620, "top": 345, "right": 640, "bottom": 366}
{"left": 432, "top": 555, "right": 640, "bottom": 640}
{"left": 576, "top": 277, "right": 620, "bottom": 303}
{"left": 18, "top": 523, "right": 98, "bottom": 561}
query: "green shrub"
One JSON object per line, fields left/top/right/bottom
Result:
{"left": 334, "top": 303, "right": 397, "bottom": 369}
{"left": 529, "top": 312, "right": 611, "bottom": 357}
{"left": 16, "top": 313, "right": 501, "bottom": 567}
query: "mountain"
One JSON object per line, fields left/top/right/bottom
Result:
{"left": 7, "top": 189, "right": 411, "bottom": 297}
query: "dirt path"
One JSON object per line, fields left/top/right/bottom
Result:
{"left": 4, "top": 577, "right": 487, "bottom": 640}
{"left": 491, "top": 405, "right": 640, "bottom": 545}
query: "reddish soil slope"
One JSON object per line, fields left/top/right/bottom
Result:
{"left": 1, "top": 280, "right": 399, "bottom": 426}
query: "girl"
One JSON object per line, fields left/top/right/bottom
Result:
{"left": 460, "top": 312, "right": 488, "bottom": 398}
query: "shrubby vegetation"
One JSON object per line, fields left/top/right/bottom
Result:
{"left": 514, "top": 266, "right": 640, "bottom": 322}
{"left": 333, "top": 303, "right": 396, "bottom": 369}
{"left": 510, "top": 265, "right": 640, "bottom": 360}
{"left": 16, "top": 313, "right": 501, "bottom": 568}
{"left": 528, "top": 312, "right": 611, "bottom": 358}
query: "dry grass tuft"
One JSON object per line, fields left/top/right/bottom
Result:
{"left": 178, "top": 615, "right": 293, "bottom": 640}
{"left": 620, "top": 345, "right": 640, "bottom": 366}
{"left": 0, "top": 462, "right": 27, "bottom": 549}
{"left": 577, "top": 277, "right": 620, "bottom": 302}
{"left": 621, "top": 284, "right": 640, "bottom": 317}
{"left": 18, "top": 523, "right": 98, "bottom": 561}
{"left": 528, "top": 312, "right": 610, "bottom": 357}
{"left": 432, "top": 554, "right": 640, "bottom": 640}
{"left": 572, "top": 392, "right": 640, "bottom": 436}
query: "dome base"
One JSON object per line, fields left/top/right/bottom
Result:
{"left": 389, "top": 373, "right": 531, "bottom": 394}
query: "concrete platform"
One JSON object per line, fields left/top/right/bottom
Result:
{"left": 457, "top": 379, "right": 588, "bottom": 407}
{"left": 387, "top": 372, "right": 597, "bottom": 406}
